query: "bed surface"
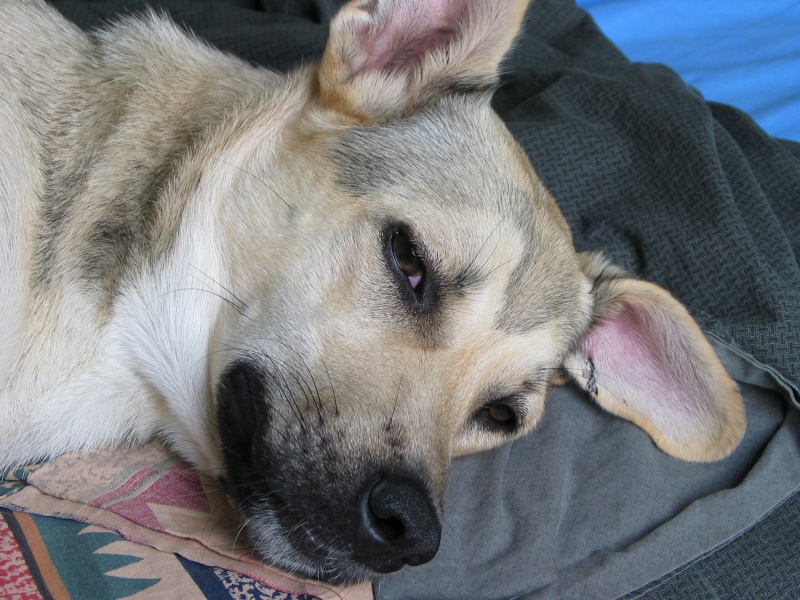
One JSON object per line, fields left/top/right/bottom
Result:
{"left": 2, "top": 1, "right": 799, "bottom": 599}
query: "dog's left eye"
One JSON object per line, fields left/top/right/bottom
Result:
{"left": 390, "top": 227, "right": 426, "bottom": 295}
{"left": 474, "top": 399, "right": 521, "bottom": 434}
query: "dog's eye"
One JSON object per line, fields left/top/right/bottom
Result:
{"left": 475, "top": 399, "right": 520, "bottom": 434}
{"left": 390, "top": 228, "right": 426, "bottom": 294}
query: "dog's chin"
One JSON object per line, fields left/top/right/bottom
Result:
{"left": 241, "top": 508, "right": 384, "bottom": 585}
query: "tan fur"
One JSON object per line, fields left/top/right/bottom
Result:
{"left": 0, "top": 0, "right": 745, "bottom": 584}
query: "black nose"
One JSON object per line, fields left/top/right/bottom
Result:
{"left": 355, "top": 476, "right": 441, "bottom": 573}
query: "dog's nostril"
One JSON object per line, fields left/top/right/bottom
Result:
{"left": 355, "top": 476, "right": 441, "bottom": 573}
{"left": 369, "top": 506, "right": 405, "bottom": 541}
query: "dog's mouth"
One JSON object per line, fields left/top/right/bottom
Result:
{"left": 215, "top": 360, "right": 442, "bottom": 583}
{"left": 221, "top": 471, "right": 442, "bottom": 582}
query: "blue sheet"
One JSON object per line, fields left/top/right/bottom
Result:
{"left": 576, "top": 0, "right": 800, "bottom": 141}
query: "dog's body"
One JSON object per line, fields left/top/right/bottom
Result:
{"left": 0, "top": 0, "right": 745, "bottom": 584}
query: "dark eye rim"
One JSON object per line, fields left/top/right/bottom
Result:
{"left": 384, "top": 222, "right": 432, "bottom": 310}
{"left": 474, "top": 397, "right": 522, "bottom": 435}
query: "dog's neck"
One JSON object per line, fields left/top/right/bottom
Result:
{"left": 0, "top": 7, "right": 317, "bottom": 469}
{"left": 27, "top": 14, "right": 291, "bottom": 309}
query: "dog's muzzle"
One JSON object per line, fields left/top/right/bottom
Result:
{"left": 215, "top": 359, "right": 442, "bottom": 581}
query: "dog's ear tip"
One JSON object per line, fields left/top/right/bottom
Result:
{"left": 588, "top": 378, "right": 746, "bottom": 462}
{"left": 317, "top": 0, "right": 530, "bottom": 120}
{"left": 657, "top": 384, "right": 746, "bottom": 463}
{"left": 704, "top": 374, "right": 747, "bottom": 458}
{"left": 656, "top": 398, "right": 747, "bottom": 463}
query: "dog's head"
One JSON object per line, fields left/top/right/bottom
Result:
{"left": 199, "top": 0, "right": 745, "bottom": 583}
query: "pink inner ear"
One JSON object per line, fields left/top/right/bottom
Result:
{"left": 583, "top": 305, "right": 697, "bottom": 420}
{"left": 568, "top": 274, "right": 744, "bottom": 461}
{"left": 358, "top": 0, "right": 470, "bottom": 72}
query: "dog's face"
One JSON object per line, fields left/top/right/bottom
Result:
{"left": 212, "top": 96, "right": 593, "bottom": 581}
{"left": 200, "top": 0, "right": 745, "bottom": 584}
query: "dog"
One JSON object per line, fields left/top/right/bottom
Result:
{"left": 0, "top": 0, "right": 745, "bottom": 585}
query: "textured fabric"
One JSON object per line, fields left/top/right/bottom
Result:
{"left": 622, "top": 487, "right": 800, "bottom": 599}
{"left": 29, "top": 1, "right": 800, "bottom": 598}
{"left": 0, "top": 444, "right": 371, "bottom": 600}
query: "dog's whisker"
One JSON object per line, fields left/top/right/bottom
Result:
{"left": 188, "top": 263, "right": 249, "bottom": 313}
{"left": 192, "top": 346, "right": 241, "bottom": 371}
{"left": 262, "top": 337, "right": 330, "bottom": 420}
{"left": 200, "top": 497, "right": 240, "bottom": 542}
{"left": 305, "top": 368, "right": 326, "bottom": 423}
{"left": 151, "top": 286, "right": 245, "bottom": 315}
{"left": 321, "top": 359, "right": 339, "bottom": 418}
{"left": 214, "top": 157, "right": 295, "bottom": 213}
{"left": 386, "top": 364, "right": 406, "bottom": 432}
{"left": 268, "top": 372, "right": 305, "bottom": 427}
{"left": 461, "top": 218, "right": 506, "bottom": 286}
{"left": 284, "top": 367, "right": 321, "bottom": 423}
{"left": 232, "top": 515, "right": 254, "bottom": 551}
{"left": 483, "top": 251, "right": 527, "bottom": 279}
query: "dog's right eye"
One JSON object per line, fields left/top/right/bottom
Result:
{"left": 388, "top": 226, "right": 427, "bottom": 302}
{"left": 392, "top": 231, "right": 424, "bottom": 289}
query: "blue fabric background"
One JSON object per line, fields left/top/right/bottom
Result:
{"left": 577, "top": 0, "right": 800, "bottom": 141}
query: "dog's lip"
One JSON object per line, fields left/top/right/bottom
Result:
{"left": 293, "top": 528, "right": 410, "bottom": 581}
{"left": 255, "top": 518, "right": 381, "bottom": 584}
{"left": 239, "top": 485, "right": 357, "bottom": 564}
{"left": 246, "top": 490, "right": 408, "bottom": 580}
{"left": 354, "top": 555, "right": 405, "bottom": 574}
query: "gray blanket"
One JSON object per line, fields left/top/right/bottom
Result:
{"left": 52, "top": 0, "right": 800, "bottom": 598}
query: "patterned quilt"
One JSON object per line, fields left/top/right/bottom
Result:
{"left": 0, "top": 444, "right": 372, "bottom": 600}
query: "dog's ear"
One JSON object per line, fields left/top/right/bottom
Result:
{"left": 564, "top": 253, "right": 746, "bottom": 462}
{"left": 318, "top": 0, "right": 530, "bottom": 122}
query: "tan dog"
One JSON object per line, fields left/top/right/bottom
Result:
{"left": 0, "top": 0, "right": 744, "bottom": 584}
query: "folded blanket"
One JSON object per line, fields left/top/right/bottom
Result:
{"left": 0, "top": 444, "right": 371, "bottom": 600}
